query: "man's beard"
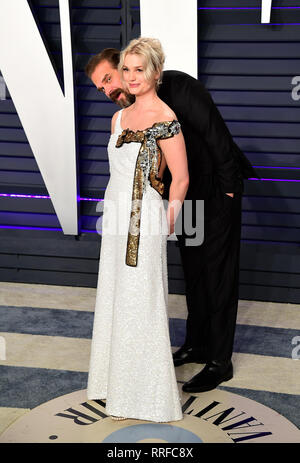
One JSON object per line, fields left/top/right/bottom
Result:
{"left": 110, "top": 88, "right": 135, "bottom": 108}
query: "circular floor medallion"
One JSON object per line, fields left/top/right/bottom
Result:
{"left": 1, "top": 388, "right": 299, "bottom": 443}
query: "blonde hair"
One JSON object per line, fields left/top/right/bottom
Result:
{"left": 118, "top": 37, "right": 165, "bottom": 90}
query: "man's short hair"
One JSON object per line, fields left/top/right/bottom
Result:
{"left": 85, "top": 48, "right": 120, "bottom": 78}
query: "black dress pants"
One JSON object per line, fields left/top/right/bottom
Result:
{"left": 177, "top": 188, "right": 242, "bottom": 362}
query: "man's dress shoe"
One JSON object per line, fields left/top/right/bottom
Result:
{"left": 182, "top": 360, "right": 233, "bottom": 393}
{"left": 173, "top": 346, "right": 206, "bottom": 367}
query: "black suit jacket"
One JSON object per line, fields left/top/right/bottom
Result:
{"left": 158, "top": 70, "right": 257, "bottom": 200}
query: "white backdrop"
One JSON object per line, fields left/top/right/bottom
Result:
{"left": 140, "top": 0, "right": 198, "bottom": 79}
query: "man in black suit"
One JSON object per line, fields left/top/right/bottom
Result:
{"left": 85, "top": 49, "right": 257, "bottom": 393}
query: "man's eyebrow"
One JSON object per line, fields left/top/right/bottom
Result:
{"left": 101, "top": 73, "right": 110, "bottom": 83}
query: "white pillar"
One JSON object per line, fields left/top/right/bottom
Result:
{"left": 261, "top": 0, "right": 273, "bottom": 23}
{"left": 140, "top": 0, "right": 197, "bottom": 79}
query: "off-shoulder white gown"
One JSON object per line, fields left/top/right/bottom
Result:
{"left": 87, "top": 110, "right": 182, "bottom": 422}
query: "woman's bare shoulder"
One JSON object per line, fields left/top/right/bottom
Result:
{"left": 111, "top": 110, "right": 121, "bottom": 133}
{"left": 112, "top": 109, "right": 121, "bottom": 121}
{"left": 156, "top": 99, "right": 177, "bottom": 121}
{"left": 111, "top": 111, "right": 120, "bottom": 123}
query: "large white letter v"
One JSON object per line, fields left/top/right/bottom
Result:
{"left": 0, "top": 0, "right": 78, "bottom": 234}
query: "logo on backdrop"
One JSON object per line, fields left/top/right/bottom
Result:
{"left": 0, "top": 0, "right": 77, "bottom": 234}
{"left": 0, "top": 0, "right": 276, "bottom": 234}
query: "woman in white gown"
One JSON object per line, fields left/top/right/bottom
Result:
{"left": 87, "top": 37, "right": 189, "bottom": 422}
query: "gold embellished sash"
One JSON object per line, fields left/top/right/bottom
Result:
{"left": 116, "top": 120, "right": 181, "bottom": 267}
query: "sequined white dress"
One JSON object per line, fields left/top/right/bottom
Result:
{"left": 87, "top": 109, "right": 182, "bottom": 422}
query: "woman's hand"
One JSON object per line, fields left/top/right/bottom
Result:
{"left": 167, "top": 223, "right": 175, "bottom": 238}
